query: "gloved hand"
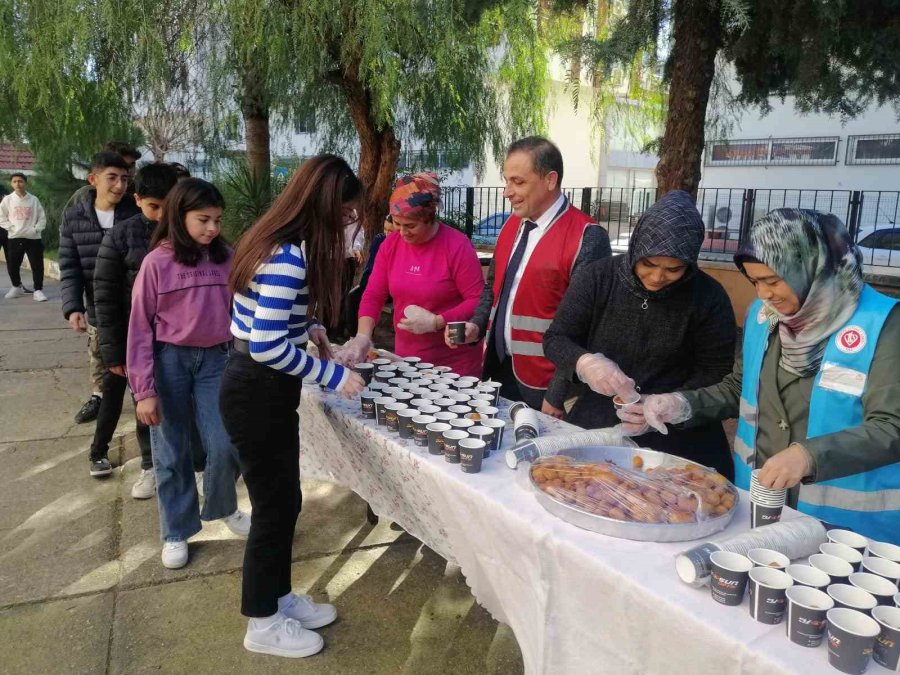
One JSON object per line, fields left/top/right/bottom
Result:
{"left": 397, "top": 305, "right": 439, "bottom": 335}
{"left": 308, "top": 324, "right": 334, "bottom": 361}
{"left": 575, "top": 353, "right": 638, "bottom": 400}
{"left": 616, "top": 393, "right": 692, "bottom": 435}
{"left": 336, "top": 333, "right": 372, "bottom": 367}
{"left": 338, "top": 371, "right": 366, "bottom": 399}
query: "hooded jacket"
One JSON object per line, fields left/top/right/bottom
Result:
{"left": 543, "top": 190, "right": 738, "bottom": 478}
{"left": 93, "top": 213, "right": 156, "bottom": 367}
{"left": 59, "top": 189, "right": 139, "bottom": 322}
{"left": 0, "top": 192, "right": 46, "bottom": 239}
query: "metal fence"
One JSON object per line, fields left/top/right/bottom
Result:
{"left": 438, "top": 186, "right": 900, "bottom": 271}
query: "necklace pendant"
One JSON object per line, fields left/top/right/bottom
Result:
{"left": 641, "top": 299, "right": 648, "bottom": 310}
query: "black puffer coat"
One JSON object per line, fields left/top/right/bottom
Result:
{"left": 59, "top": 190, "right": 138, "bottom": 322}
{"left": 93, "top": 213, "right": 155, "bottom": 367}
{"left": 543, "top": 190, "right": 738, "bottom": 480}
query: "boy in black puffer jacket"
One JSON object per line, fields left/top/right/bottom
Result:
{"left": 60, "top": 153, "right": 139, "bottom": 476}
{"left": 93, "top": 164, "right": 178, "bottom": 491}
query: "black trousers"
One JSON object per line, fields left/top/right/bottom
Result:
{"left": 6, "top": 238, "right": 44, "bottom": 290}
{"left": 219, "top": 350, "right": 303, "bottom": 617}
{"left": 90, "top": 370, "right": 152, "bottom": 468}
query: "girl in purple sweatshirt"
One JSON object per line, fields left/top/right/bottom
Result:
{"left": 127, "top": 179, "right": 248, "bottom": 570}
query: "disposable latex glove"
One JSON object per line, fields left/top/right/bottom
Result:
{"left": 617, "top": 393, "right": 692, "bottom": 435}
{"left": 397, "top": 305, "right": 439, "bottom": 335}
{"left": 338, "top": 371, "right": 367, "bottom": 399}
{"left": 308, "top": 324, "right": 334, "bottom": 361}
{"left": 336, "top": 333, "right": 372, "bottom": 367}
{"left": 575, "top": 353, "right": 638, "bottom": 400}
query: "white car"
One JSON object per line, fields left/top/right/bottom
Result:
{"left": 856, "top": 227, "right": 900, "bottom": 268}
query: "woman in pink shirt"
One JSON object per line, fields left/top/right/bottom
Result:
{"left": 341, "top": 172, "right": 485, "bottom": 375}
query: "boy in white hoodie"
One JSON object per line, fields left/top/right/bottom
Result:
{"left": 1, "top": 173, "right": 47, "bottom": 301}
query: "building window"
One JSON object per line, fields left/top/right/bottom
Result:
{"left": 398, "top": 148, "right": 469, "bottom": 172}
{"left": 846, "top": 134, "right": 900, "bottom": 165}
{"left": 705, "top": 137, "right": 839, "bottom": 167}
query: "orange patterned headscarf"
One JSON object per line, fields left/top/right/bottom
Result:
{"left": 389, "top": 172, "right": 440, "bottom": 223}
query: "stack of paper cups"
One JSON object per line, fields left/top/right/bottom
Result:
{"left": 750, "top": 469, "right": 787, "bottom": 528}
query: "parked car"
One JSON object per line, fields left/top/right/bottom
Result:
{"left": 856, "top": 227, "right": 900, "bottom": 267}
{"left": 470, "top": 211, "right": 510, "bottom": 245}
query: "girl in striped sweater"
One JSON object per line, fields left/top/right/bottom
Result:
{"left": 219, "top": 155, "right": 365, "bottom": 658}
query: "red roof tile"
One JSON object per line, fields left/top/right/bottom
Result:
{"left": 0, "top": 143, "right": 35, "bottom": 171}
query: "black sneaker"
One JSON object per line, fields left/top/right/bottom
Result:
{"left": 75, "top": 395, "right": 102, "bottom": 424}
{"left": 89, "top": 457, "right": 112, "bottom": 477}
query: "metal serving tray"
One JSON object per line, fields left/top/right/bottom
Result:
{"left": 528, "top": 445, "right": 738, "bottom": 542}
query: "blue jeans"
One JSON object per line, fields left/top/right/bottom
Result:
{"left": 151, "top": 343, "right": 240, "bottom": 541}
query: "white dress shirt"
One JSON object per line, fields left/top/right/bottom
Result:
{"left": 502, "top": 193, "right": 567, "bottom": 353}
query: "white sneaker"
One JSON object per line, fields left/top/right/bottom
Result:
{"left": 243, "top": 615, "right": 324, "bottom": 658}
{"left": 33, "top": 290, "right": 48, "bottom": 302}
{"left": 195, "top": 471, "right": 204, "bottom": 498}
{"left": 4, "top": 286, "right": 24, "bottom": 299}
{"left": 278, "top": 593, "right": 337, "bottom": 629}
{"left": 161, "top": 540, "right": 188, "bottom": 569}
{"left": 223, "top": 510, "right": 251, "bottom": 537}
{"left": 131, "top": 469, "right": 156, "bottom": 499}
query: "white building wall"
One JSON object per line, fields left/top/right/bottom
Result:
{"left": 700, "top": 99, "right": 900, "bottom": 191}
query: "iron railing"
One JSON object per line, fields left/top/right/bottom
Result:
{"left": 438, "top": 186, "right": 900, "bottom": 271}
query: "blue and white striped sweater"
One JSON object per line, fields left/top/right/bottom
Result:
{"left": 231, "top": 243, "right": 348, "bottom": 391}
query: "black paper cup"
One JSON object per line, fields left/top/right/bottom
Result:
{"left": 709, "top": 551, "right": 753, "bottom": 606}
{"left": 384, "top": 403, "right": 406, "bottom": 433}
{"left": 811, "top": 554, "right": 855, "bottom": 585}
{"left": 872, "top": 606, "right": 900, "bottom": 671}
{"left": 360, "top": 391, "right": 378, "bottom": 419}
{"left": 426, "top": 422, "right": 452, "bottom": 455}
{"left": 371, "top": 357, "right": 391, "bottom": 370}
{"left": 397, "top": 409, "right": 417, "bottom": 440}
{"left": 412, "top": 415, "right": 435, "bottom": 447}
{"left": 828, "top": 529, "right": 870, "bottom": 555}
{"left": 374, "top": 371, "right": 394, "bottom": 384}
{"left": 402, "top": 356, "right": 421, "bottom": 365}
{"left": 748, "top": 567, "right": 793, "bottom": 624}
{"left": 748, "top": 548, "right": 790, "bottom": 570}
{"left": 448, "top": 321, "right": 467, "bottom": 344}
{"left": 786, "top": 564, "right": 832, "bottom": 590}
{"left": 442, "top": 430, "right": 468, "bottom": 464}
{"left": 449, "top": 418, "right": 475, "bottom": 434}
{"left": 751, "top": 502, "right": 784, "bottom": 528}
{"left": 482, "top": 419, "right": 506, "bottom": 452}
{"left": 393, "top": 392, "right": 414, "bottom": 406}
{"left": 433, "top": 411, "right": 457, "bottom": 424}
{"left": 862, "top": 556, "right": 900, "bottom": 587}
{"left": 468, "top": 425, "right": 494, "bottom": 458}
{"left": 868, "top": 542, "right": 900, "bottom": 564}
{"left": 822, "top": 543, "right": 865, "bottom": 573}
{"left": 458, "top": 438, "right": 485, "bottom": 473}
{"left": 435, "top": 398, "right": 456, "bottom": 412}
{"left": 828, "top": 584, "right": 879, "bottom": 614}
{"left": 850, "top": 573, "right": 898, "bottom": 607}
{"left": 786, "top": 585, "right": 834, "bottom": 648}
{"left": 367, "top": 381, "right": 386, "bottom": 393}
{"left": 827, "top": 607, "right": 881, "bottom": 675}
{"left": 448, "top": 405, "right": 472, "bottom": 418}
{"left": 353, "top": 362, "right": 375, "bottom": 384}
{"left": 421, "top": 391, "right": 443, "bottom": 401}
{"left": 374, "top": 396, "right": 395, "bottom": 426}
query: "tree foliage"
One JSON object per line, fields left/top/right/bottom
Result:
{"left": 558, "top": 0, "right": 900, "bottom": 194}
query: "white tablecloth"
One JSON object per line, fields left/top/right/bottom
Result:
{"left": 299, "top": 388, "right": 887, "bottom": 675}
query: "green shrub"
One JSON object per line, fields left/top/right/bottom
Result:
{"left": 216, "top": 161, "right": 290, "bottom": 242}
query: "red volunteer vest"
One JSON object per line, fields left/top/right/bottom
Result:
{"left": 487, "top": 201, "right": 594, "bottom": 389}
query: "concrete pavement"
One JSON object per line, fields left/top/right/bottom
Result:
{"left": 0, "top": 269, "right": 523, "bottom": 675}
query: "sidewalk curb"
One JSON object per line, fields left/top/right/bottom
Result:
{"left": 0, "top": 248, "right": 61, "bottom": 280}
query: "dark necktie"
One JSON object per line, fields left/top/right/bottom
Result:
{"left": 493, "top": 220, "right": 537, "bottom": 361}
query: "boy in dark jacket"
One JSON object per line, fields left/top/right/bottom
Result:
{"left": 93, "top": 164, "right": 178, "bottom": 493}
{"left": 60, "top": 152, "right": 140, "bottom": 475}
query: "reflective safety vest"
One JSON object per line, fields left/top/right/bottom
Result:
{"left": 735, "top": 286, "right": 900, "bottom": 543}
{"left": 488, "top": 201, "right": 594, "bottom": 390}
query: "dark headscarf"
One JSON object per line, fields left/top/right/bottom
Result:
{"left": 618, "top": 190, "right": 706, "bottom": 299}
{"left": 735, "top": 209, "right": 864, "bottom": 377}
